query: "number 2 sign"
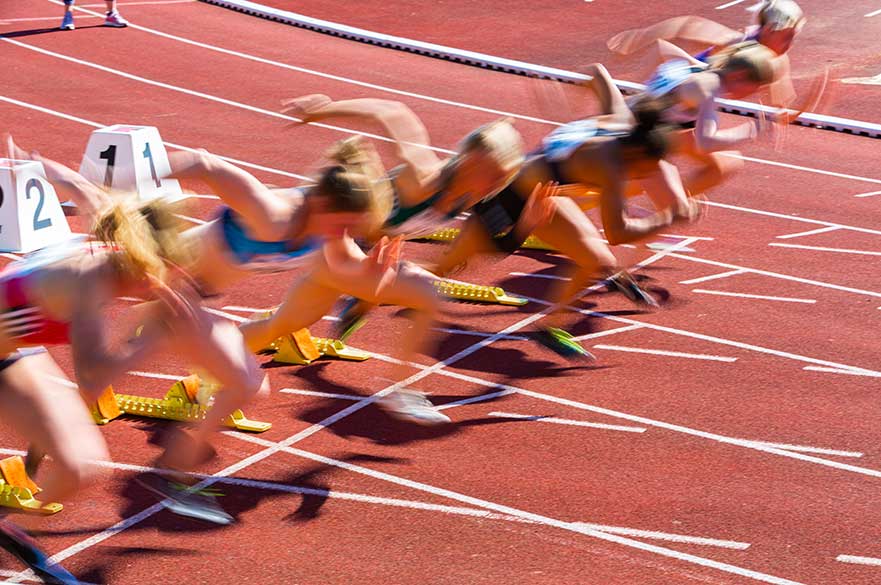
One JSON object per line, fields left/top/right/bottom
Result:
{"left": 0, "top": 160, "right": 71, "bottom": 253}
{"left": 78, "top": 125, "right": 183, "bottom": 201}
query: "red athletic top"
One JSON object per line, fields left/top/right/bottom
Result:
{"left": 0, "top": 271, "right": 70, "bottom": 346}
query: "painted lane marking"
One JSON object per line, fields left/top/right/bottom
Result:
{"left": 769, "top": 243, "right": 881, "bottom": 257}
{"left": 775, "top": 226, "right": 842, "bottom": 239}
{"left": 592, "top": 344, "right": 738, "bottom": 362}
{"left": 487, "top": 411, "right": 647, "bottom": 433}
{"left": 572, "top": 324, "right": 645, "bottom": 342}
{"left": 679, "top": 269, "right": 747, "bottom": 285}
{"left": 667, "top": 253, "right": 881, "bottom": 301}
{"left": 691, "top": 289, "right": 816, "bottom": 304}
{"left": 837, "top": 554, "right": 881, "bottom": 565}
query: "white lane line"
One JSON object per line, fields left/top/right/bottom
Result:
{"left": 769, "top": 243, "right": 881, "bottom": 257}
{"left": 128, "top": 370, "right": 187, "bottom": 381}
{"left": 509, "top": 271, "right": 570, "bottom": 281}
{"left": 204, "top": 307, "right": 248, "bottom": 322}
{"left": 232, "top": 434, "right": 798, "bottom": 585}
{"left": 2, "top": 38, "right": 448, "bottom": 156}
{"left": 837, "top": 554, "right": 881, "bottom": 565}
{"left": 280, "top": 388, "right": 362, "bottom": 401}
{"left": 716, "top": 0, "right": 749, "bottom": 9}
{"left": 865, "top": 8, "right": 881, "bottom": 17}
{"left": 83, "top": 0, "right": 196, "bottom": 5}
{"left": 487, "top": 411, "right": 647, "bottom": 433}
{"left": 742, "top": 441, "right": 863, "bottom": 458}
{"left": 775, "top": 226, "right": 842, "bottom": 239}
{"left": 668, "top": 253, "right": 881, "bottom": 301}
{"left": 48, "top": 0, "right": 559, "bottom": 127}
{"left": 704, "top": 200, "right": 881, "bottom": 237}
{"left": 592, "top": 344, "right": 738, "bottom": 363}
{"left": 173, "top": 213, "right": 207, "bottom": 225}
{"left": 435, "top": 389, "right": 516, "bottom": 411}
{"left": 0, "top": 15, "right": 102, "bottom": 23}
{"left": 222, "top": 304, "right": 272, "bottom": 313}
{"left": 721, "top": 154, "right": 881, "bottom": 188}
{"left": 803, "top": 366, "right": 881, "bottom": 378}
{"left": 0, "top": 95, "right": 308, "bottom": 180}
{"left": 572, "top": 523, "right": 750, "bottom": 550}
{"left": 0, "top": 445, "right": 749, "bottom": 551}
{"left": 572, "top": 324, "right": 645, "bottom": 342}
{"left": 691, "top": 289, "right": 817, "bottom": 304}
{"left": 679, "top": 269, "right": 746, "bottom": 285}
{"left": 855, "top": 190, "right": 881, "bottom": 198}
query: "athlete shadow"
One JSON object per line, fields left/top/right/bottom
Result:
{"left": 295, "top": 390, "right": 543, "bottom": 447}
{"left": 77, "top": 546, "right": 200, "bottom": 585}
{"left": 0, "top": 25, "right": 105, "bottom": 39}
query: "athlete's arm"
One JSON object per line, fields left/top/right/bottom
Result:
{"left": 282, "top": 95, "right": 443, "bottom": 178}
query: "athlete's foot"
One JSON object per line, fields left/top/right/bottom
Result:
{"left": 136, "top": 473, "right": 233, "bottom": 526}
{"left": 335, "top": 296, "right": 369, "bottom": 342}
{"left": 535, "top": 326, "right": 595, "bottom": 360}
{"left": 60, "top": 12, "right": 75, "bottom": 30}
{"left": 0, "top": 519, "right": 80, "bottom": 584}
{"left": 605, "top": 271, "right": 659, "bottom": 308}
{"left": 104, "top": 11, "right": 128, "bottom": 27}
{"left": 381, "top": 390, "right": 451, "bottom": 426}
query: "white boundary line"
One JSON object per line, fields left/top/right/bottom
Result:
{"left": 855, "top": 190, "right": 881, "bottom": 198}
{"left": 572, "top": 324, "right": 645, "bottom": 342}
{"left": 487, "top": 411, "right": 647, "bottom": 433}
{"left": 231, "top": 434, "right": 800, "bottom": 585}
{"left": 702, "top": 200, "right": 881, "bottom": 237}
{"left": 803, "top": 366, "right": 881, "bottom": 379}
{"left": 435, "top": 389, "right": 516, "bottom": 411}
{"left": 775, "top": 226, "right": 842, "bottom": 240}
{"left": 741, "top": 442, "right": 863, "bottom": 458}
{"left": 679, "top": 269, "right": 747, "bottom": 285}
{"left": 716, "top": 0, "right": 749, "bottom": 9}
{"left": 592, "top": 344, "right": 738, "bottom": 362}
{"left": 196, "top": 0, "right": 881, "bottom": 139}
{"left": 509, "top": 271, "right": 569, "bottom": 282}
{"left": 667, "top": 253, "right": 881, "bottom": 301}
{"left": 769, "top": 242, "right": 881, "bottom": 257}
{"left": 865, "top": 8, "right": 881, "bottom": 18}
{"left": 691, "top": 289, "right": 817, "bottom": 304}
{"left": 836, "top": 554, "right": 881, "bottom": 565}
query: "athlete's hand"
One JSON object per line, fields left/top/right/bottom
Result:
{"left": 674, "top": 193, "right": 706, "bottom": 224}
{"left": 280, "top": 94, "right": 333, "bottom": 124}
{"left": 364, "top": 236, "right": 404, "bottom": 297}
{"left": 606, "top": 29, "right": 643, "bottom": 55}
{"left": 521, "top": 181, "right": 558, "bottom": 229}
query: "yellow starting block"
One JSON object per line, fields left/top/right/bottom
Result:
{"left": 418, "top": 227, "right": 557, "bottom": 252}
{"left": 432, "top": 279, "right": 528, "bottom": 306}
{"left": 0, "top": 456, "right": 62, "bottom": 515}
{"left": 89, "top": 376, "right": 271, "bottom": 433}
{"left": 269, "top": 327, "right": 370, "bottom": 365}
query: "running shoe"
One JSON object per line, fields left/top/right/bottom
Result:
{"left": 0, "top": 519, "right": 80, "bottom": 585}
{"left": 535, "top": 326, "right": 595, "bottom": 360}
{"left": 104, "top": 11, "right": 128, "bottom": 27}
{"left": 605, "top": 271, "right": 659, "bottom": 308}
{"left": 60, "top": 11, "right": 75, "bottom": 30}
{"left": 335, "top": 296, "right": 368, "bottom": 342}
{"left": 24, "top": 445, "right": 45, "bottom": 477}
{"left": 381, "top": 391, "right": 451, "bottom": 426}
{"left": 136, "top": 473, "right": 233, "bottom": 526}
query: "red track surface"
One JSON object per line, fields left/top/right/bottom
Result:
{"left": 1, "top": 1, "right": 880, "bottom": 584}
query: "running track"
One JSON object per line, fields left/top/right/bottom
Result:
{"left": 0, "top": 1, "right": 880, "bottom": 583}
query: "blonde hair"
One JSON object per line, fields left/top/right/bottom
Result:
{"left": 709, "top": 41, "right": 778, "bottom": 86}
{"left": 92, "top": 197, "right": 192, "bottom": 283}
{"left": 757, "top": 0, "right": 805, "bottom": 32}
{"left": 317, "top": 137, "right": 393, "bottom": 237}
{"left": 458, "top": 118, "right": 525, "bottom": 176}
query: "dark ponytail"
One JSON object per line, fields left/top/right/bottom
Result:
{"left": 619, "top": 101, "right": 671, "bottom": 160}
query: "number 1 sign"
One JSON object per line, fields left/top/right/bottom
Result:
{"left": 0, "top": 160, "right": 71, "bottom": 253}
{"left": 78, "top": 125, "right": 183, "bottom": 201}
